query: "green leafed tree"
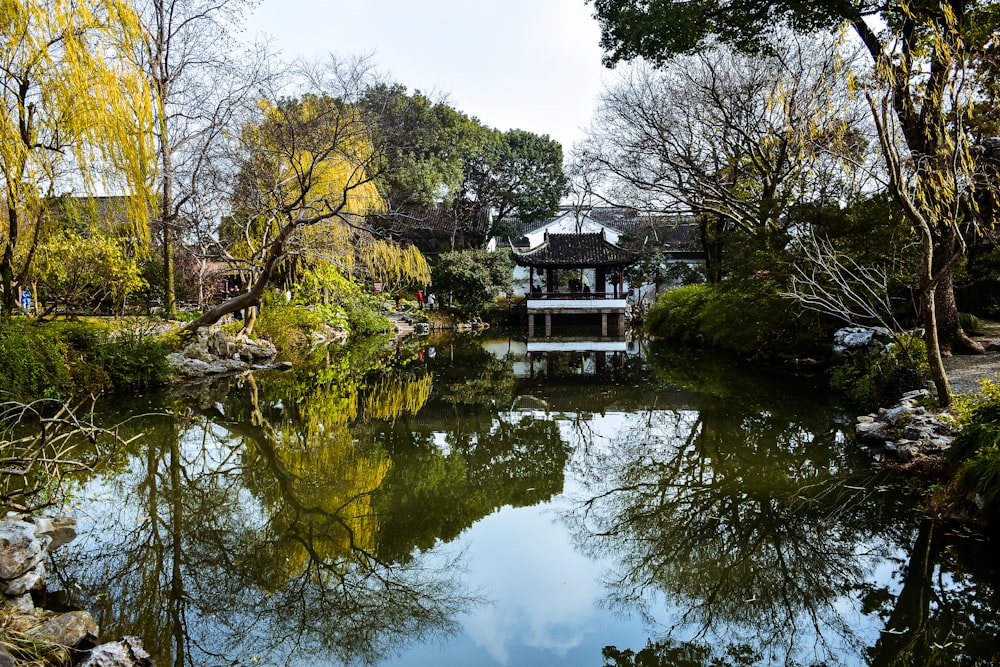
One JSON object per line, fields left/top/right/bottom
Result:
{"left": 430, "top": 248, "right": 514, "bottom": 317}
{"left": 360, "top": 83, "right": 484, "bottom": 212}
{"left": 458, "top": 128, "right": 568, "bottom": 233}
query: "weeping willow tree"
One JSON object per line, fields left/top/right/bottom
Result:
{"left": 191, "top": 88, "right": 429, "bottom": 335}
{"left": 0, "top": 0, "right": 156, "bottom": 316}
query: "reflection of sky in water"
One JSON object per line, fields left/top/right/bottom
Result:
{"left": 387, "top": 408, "right": 694, "bottom": 667}
{"left": 461, "top": 506, "right": 598, "bottom": 663}
{"left": 386, "top": 501, "right": 661, "bottom": 667}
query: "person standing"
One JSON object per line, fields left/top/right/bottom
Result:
{"left": 417, "top": 289, "right": 425, "bottom": 310}
{"left": 427, "top": 293, "right": 436, "bottom": 311}
{"left": 394, "top": 293, "right": 402, "bottom": 311}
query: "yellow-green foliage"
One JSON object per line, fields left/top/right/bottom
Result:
{"left": 360, "top": 239, "right": 431, "bottom": 290}
{"left": 362, "top": 372, "right": 433, "bottom": 423}
{"left": 253, "top": 292, "right": 325, "bottom": 351}
{"left": 0, "top": 0, "right": 155, "bottom": 310}
{"left": 32, "top": 231, "right": 146, "bottom": 311}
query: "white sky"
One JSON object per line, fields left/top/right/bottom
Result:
{"left": 244, "top": 0, "right": 613, "bottom": 154}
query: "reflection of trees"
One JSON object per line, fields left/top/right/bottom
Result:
{"left": 372, "top": 414, "right": 568, "bottom": 563}
{"left": 863, "top": 519, "right": 1000, "bottom": 667}
{"left": 566, "top": 392, "right": 908, "bottom": 664}
{"left": 602, "top": 637, "right": 761, "bottom": 667}
{"left": 53, "top": 344, "right": 478, "bottom": 666}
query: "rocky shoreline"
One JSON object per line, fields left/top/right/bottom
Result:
{"left": 0, "top": 516, "right": 151, "bottom": 666}
{"left": 854, "top": 388, "right": 954, "bottom": 463}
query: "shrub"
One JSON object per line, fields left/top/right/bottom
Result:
{"left": 0, "top": 319, "right": 171, "bottom": 399}
{"left": 339, "top": 295, "right": 393, "bottom": 337}
{"left": 254, "top": 293, "right": 326, "bottom": 351}
{"left": 955, "top": 447, "right": 1000, "bottom": 524}
{"left": 93, "top": 320, "right": 172, "bottom": 392}
{"left": 698, "top": 279, "right": 827, "bottom": 359}
{"left": 959, "top": 312, "right": 982, "bottom": 335}
{"left": 829, "top": 332, "right": 928, "bottom": 410}
{"left": 644, "top": 279, "right": 829, "bottom": 360}
{"left": 942, "top": 381, "right": 1000, "bottom": 527}
{"left": 0, "top": 321, "right": 73, "bottom": 399}
{"left": 644, "top": 284, "right": 711, "bottom": 343}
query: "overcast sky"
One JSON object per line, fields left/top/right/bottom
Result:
{"left": 245, "top": 0, "right": 613, "bottom": 154}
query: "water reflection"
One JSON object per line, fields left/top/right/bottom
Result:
{"left": 48, "top": 334, "right": 1000, "bottom": 666}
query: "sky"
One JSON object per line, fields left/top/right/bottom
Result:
{"left": 244, "top": 0, "right": 614, "bottom": 154}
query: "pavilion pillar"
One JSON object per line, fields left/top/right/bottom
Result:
{"left": 545, "top": 312, "right": 552, "bottom": 337}
{"left": 602, "top": 312, "right": 608, "bottom": 337}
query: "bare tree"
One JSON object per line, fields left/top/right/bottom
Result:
{"left": 132, "top": 0, "right": 274, "bottom": 317}
{"left": 575, "top": 33, "right": 872, "bottom": 281}
{"left": 782, "top": 228, "right": 910, "bottom": 333}
{"left": 1, "top": 399, "right": 138, "bottom": 513}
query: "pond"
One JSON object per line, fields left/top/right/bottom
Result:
{"left": 51, "top": 333, "right": 1000, "bottom": 667}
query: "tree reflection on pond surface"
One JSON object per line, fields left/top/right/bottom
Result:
{"left": 50, "top": 335, "right": 1000, "bottom": 666}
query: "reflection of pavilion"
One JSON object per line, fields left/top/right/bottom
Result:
{"left": 511, "top": 232, "right": 640, "bottom": 337}
{"left": 526, "top": 338, "right": 629, "bottom": 353}
{"left": 517, "top": 338, "right": 639, "bottom": 381}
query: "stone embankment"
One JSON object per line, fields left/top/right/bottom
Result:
{"left": 0, "top": 516, "right": 151, "bottom": 666}
{"left": 167, "top": 327, "right": 291, "bottom": 380}
{"left": 847, "top": 322, "right": 1000, "bottom": 465}
{"left": 854, "top": 389, "right": 954, "bottom": 462}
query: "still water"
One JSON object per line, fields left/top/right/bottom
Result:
{"left": 52, "top": 334, "right": 1000, "bottom": 666}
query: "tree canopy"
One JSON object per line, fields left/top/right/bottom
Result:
{"left": 459, "top": 128, "right": 568, "bottom": 230}
{"left": 0, "top": 0, "right": 155, "bottom": 314}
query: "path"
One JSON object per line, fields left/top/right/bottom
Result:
{"left": 942, "top": 321, "right": 1000, "bottom": 395}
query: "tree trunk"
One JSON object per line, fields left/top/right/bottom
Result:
{"left": 922, "top": 285, "right": 952, "bottom": 407}
{"left": 1, "top": 193, "right": 20, "bottom": 315}
{"left": 869, "top": 519, "right": 940, "bottom": 667}
{"left": 162, "top": 220, "right": 176, "bottom": 318}
{"left": 934, "top": 265, "right": 985, "bottom": 356}
{"left": 181, "top": 221, "right": 294, "bottom": 334}
{"left": 700, "top": 214, "right": 725, "bottom": 284}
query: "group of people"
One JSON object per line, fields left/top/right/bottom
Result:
{"left": 394, "top": 289, "right": 436, "bottom": 311}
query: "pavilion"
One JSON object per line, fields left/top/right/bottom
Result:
{"left": 511, "top": 231, "right": 641, "bottom": 337}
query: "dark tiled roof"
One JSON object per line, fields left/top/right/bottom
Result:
{"left": 511, "top": 233, "right": 640, "bottom": 268}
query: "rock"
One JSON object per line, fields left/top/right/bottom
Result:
{"left": 4, "top": 592, "right": 34, "bottom": 614}
{"left": 237, "top": 337, "right": 276, "bottom": 361}
{"left": 78, "top": 637, "right": 154, "bottom": 667}
{"left": 0, "top": 644, "right": 15, "bottom": 667}
{"left": 897, "top": 443, "right": 918, "bottom": 462}
{"left": 884, "top": 405, "right": 915, "bottom": 425}
{"left": 4, "top": 560, "right": 45, "bottom": 595}
{"left": 901, "top": 389, "right": 931, "bottom": 401}
{"left": 832, "top": 326, "right": 893, "bottom": 358}
{"left": 856, "top": 420, "right": 892, "bottom": 443}
{"left": 27, "top": 610, "right": 99, "bottom": 650}
{"left": 0, "top": 520, "right": 49, "bottom": 580}
{"left": 207, "top": 330, "right": 231, "bottom": 358}
{"left": 29, "top": 516, "right": 77, "bottom": 551}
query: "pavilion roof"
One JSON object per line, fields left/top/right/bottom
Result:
{"left": 510, "top": 233, "right": 640, "bottom": 269}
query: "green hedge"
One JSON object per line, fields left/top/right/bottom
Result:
{"left": 0, "top": 319, "right": 170, "bottom": 400}
{"left": 644, "top": 281, "right": 829, "bottom": 360}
